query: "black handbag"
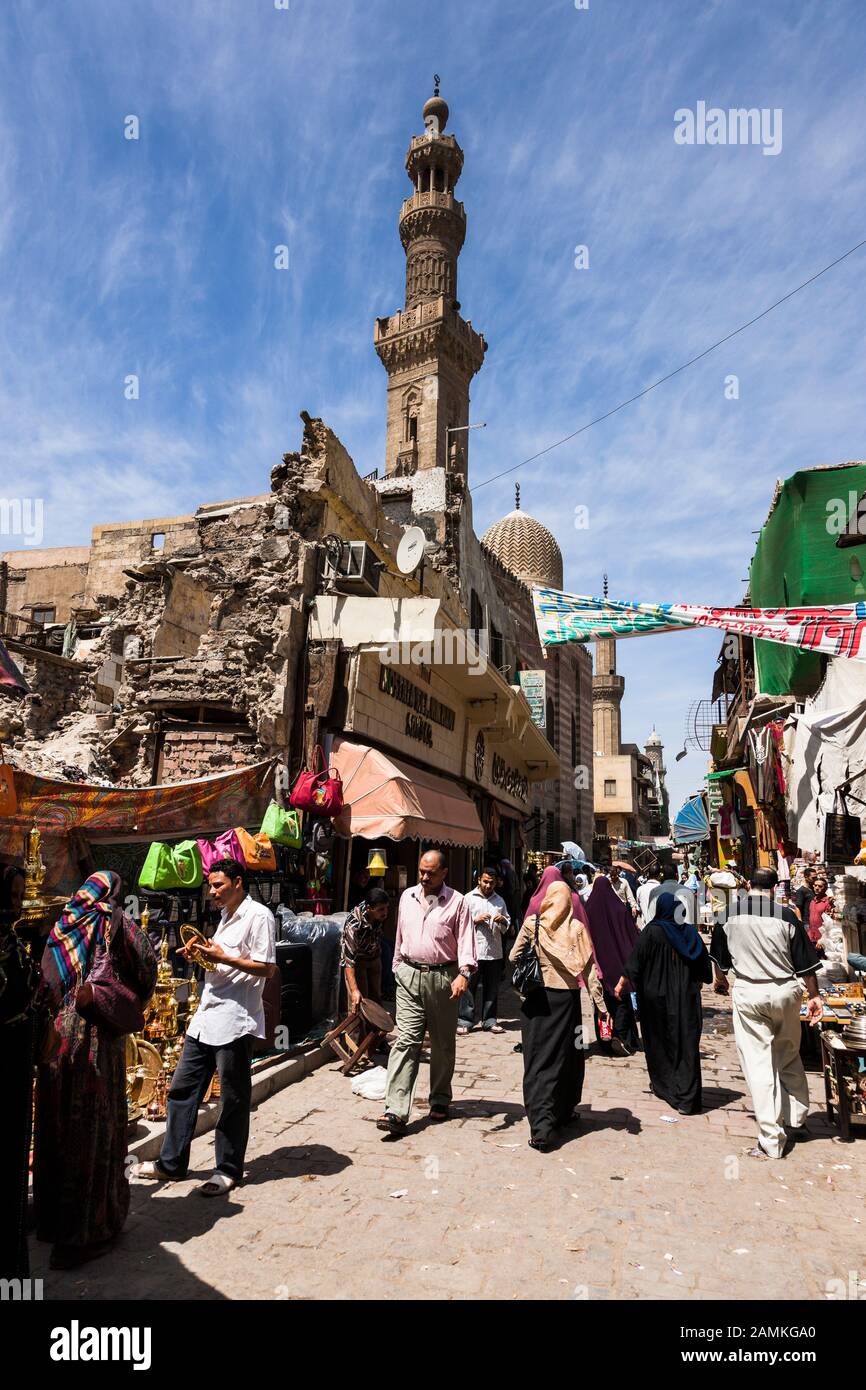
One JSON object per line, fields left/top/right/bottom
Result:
{"left": 511, "top": 913, "right": 544, "bottom": 996}
{"left": 824, "top": 789, "right": 862, "bottom": 865}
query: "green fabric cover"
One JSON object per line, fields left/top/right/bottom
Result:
{"left": 749, "top": 464, "right": 866, "bottom": 696}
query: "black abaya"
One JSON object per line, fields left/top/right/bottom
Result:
{"left": 622, "top": 922, "right": 711, "bottom": 1114}
{"left": 521, "top": 987, "right": 585, "bottom": 1144}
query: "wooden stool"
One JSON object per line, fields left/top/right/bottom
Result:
{"left": 323, "top": 997, "right": 394, "bottom": 1075}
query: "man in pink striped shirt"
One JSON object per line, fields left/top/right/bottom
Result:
{"left": 377, "top": 850, "right": 476, "bottom": 1136}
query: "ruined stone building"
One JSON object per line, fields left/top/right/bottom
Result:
{"left": 1, "top": 87, "right": 593, "bottom": 894}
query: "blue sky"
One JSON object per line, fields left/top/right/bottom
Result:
{"left": 3, "top": 0, "right": 866, "bottom": 815}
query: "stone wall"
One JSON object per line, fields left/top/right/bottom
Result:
{"left": 0, "top": 547, "right": 91, "bottom": 623}
{"left": 157, "top": 727, "right": 261, "bottom": 782}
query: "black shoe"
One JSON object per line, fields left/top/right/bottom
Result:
{"left": 528, "top": 1137, "right": 555, "bottom": 1152}
{"left": 429, "top": 1105, "right": 450, "bottom": 1123}
{"left": 513, "top": 1042, "right": 523, "bottom": 1053}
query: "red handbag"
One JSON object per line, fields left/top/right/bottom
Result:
{"left": 289, "top": 745, "right": 344, "bottom": 817}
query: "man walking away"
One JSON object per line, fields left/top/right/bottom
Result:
{"left": 458, "top": 866, "right": 510, "bottom": 1034}
{"left": 377, "top": 851, "right": 475, "bottom": 1137}
{"left": 710, "top": 868, "right": 822, "bottom": 1160}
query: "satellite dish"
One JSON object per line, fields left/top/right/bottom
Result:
{"left": 396, "top": 526, "right": 426, "bottom": 575}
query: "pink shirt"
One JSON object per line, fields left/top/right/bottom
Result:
{"left": 393, "top": 883, "right": 477, "bottom": 971}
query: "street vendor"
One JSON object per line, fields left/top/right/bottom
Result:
{"left": 341, "top": 886, "right": 391, "bottom": 1011}
{"left": 139, "top": 857, "right": 276, "bottom": 1197}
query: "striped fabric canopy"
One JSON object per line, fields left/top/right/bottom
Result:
{"left": 532, "top": 587, "right": 866, "bottom": 662}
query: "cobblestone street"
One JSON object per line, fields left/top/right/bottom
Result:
{"left": 32, "top": 989, "right": 866, "bottom": 1302}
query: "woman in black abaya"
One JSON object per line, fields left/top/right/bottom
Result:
{"left": 614, "top": 892, "right": 711, "bottom": 1115}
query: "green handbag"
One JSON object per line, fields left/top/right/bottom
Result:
{"left": 138, "top": 840, "right": 203, "bottom": 890}
{"left": 171, "top": 839, "right": 204, "bottom": 887}
{"left": 260, "top": 801, "right": 302, "bottom": 848}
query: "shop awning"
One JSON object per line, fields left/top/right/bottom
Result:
{"left": 0, "top": 759, "right": 275, "bottom": 892}
{"left": 331, "top": 738, "right": 484, "bottom": 847}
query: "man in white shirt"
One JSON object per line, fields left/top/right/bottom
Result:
{"left": 710, "top": 868, "right": 822, "bottom": 1160}
{"left": 636, "top": 875, "right": 661, "bottom": 925}
{"left": 142, "top": 857, "right": 277, "bottom": 1195}
{"left": 458, "top": 866, "right": 510, "bottom": 1035}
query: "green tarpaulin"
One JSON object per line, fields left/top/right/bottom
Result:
{"left": 750, "top": 464, "right": 866, "bottom": 696}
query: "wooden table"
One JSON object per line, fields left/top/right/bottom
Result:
{"left": 821, "top": 1030, "right": 866, "bottom": 1141}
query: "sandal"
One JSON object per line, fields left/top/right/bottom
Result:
{"left": 197, "top": 1171, "right": 237, "bottom": 1197}
{"left": 376, "top": 1112, "right": 407, "bottom": 1135}
{"left": 136, "top": 1159, "right": 178, "bottom": 1182}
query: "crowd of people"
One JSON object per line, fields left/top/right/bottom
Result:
{"left": 368, "top": 848, "right": 833, "bottom": 1163}
{"left": 2, "top": 839, "right": 854, "bottom": 1282}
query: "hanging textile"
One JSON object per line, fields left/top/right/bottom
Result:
{"left": 532, "top": 588, "right": 866, "bottom": 663}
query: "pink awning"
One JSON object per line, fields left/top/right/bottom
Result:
{"left": 331, "top": 738, "right": 484, "bottom": 847}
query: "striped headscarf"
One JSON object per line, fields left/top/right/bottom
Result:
{"left": 45, "top": 870, "right": 121, "bottom": 997}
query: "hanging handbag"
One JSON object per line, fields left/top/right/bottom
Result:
{"left": 139, "top": 842, "right": 177, "bottom": 891}
{"left": 196, "top": 830, "right": 245, "bottom": 875}
{"left": 0, "top": 743, "right": 16, "bottom": 817}
{"left": 75, "top": 934, "right": 145, "bottom": 1036}
{"left": 260, "top": 800, "right": 303, "bottom": 848}
{"left": 289, "top": 745, "right": 344, "bottom": 817}
{"left": 823, "top": 789, "right": 861, "bottom": 865}
{"left": 170, "top": 840, "right": 203, "bottom": 888}
{"left": 511, "top": 913, "right": 544, "bottom": 997}
{"left": 235, "top": 828, "right": 278, "bottom": 873}
{"left": 139, "top": 840, "right": 203, "bottom": 890}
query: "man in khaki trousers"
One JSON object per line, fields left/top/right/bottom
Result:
{"left": 377, "top": 851, "right": 476, "bottom": 1137}
{"left": 710, "top": 869, "right": 823, "bottom": 1159}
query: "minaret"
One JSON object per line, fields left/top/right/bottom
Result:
{"left": 592, "top": 574, "right": 624, "bottom": 756}
{"left": 374, "top": 79, "right": 487, "bottom": 479}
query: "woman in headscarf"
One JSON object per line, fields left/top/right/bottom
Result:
{"left": 509, "top": 867, "right": 608, "bottom": 1151}
{"left": 612, "top": 892, "right": 711, "bottom": 1114}
{"left": 585, "top": 874, "right": 641, "bottom": 1055}
{"left": 34, "top": 871, "right": 157, "bottom": 1269}
{"left": 1, "top": 864, "right": 36, "bottom": 1279}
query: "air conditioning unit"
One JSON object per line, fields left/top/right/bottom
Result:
{"left": 320, "top": 540, "right": 381, "bottom": 596}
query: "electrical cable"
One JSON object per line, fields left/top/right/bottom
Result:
{"left": 471, "top": 235, "right": 866, "bottom": 493}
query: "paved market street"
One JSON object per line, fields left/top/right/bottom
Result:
{"left": 32, "top": 988, "right": 866, "bottom": 1302}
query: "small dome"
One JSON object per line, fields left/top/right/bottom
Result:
{"left": 422, "top": 91, "right": 449, "bottom": 135}
{"left": 646, "top": 727, "right": 663, "bottom": 747}
{"left": 481, "top": 509, "right": 563, "bottom": 589}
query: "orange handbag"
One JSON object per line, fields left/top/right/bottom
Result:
{"left": 0, "top": 746, "right": 17, "bottom": 818}
{"left": 234, "top": 828, "right": 277, "bottom": 873}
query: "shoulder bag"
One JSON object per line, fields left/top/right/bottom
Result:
{"left": 512, "top": 913, "right": 545, "bottom": 997}
{"left": 75, "top": 930, "right": 145, "bottom": 1036}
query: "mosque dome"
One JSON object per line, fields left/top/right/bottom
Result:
{"left": 646, "top": 727, "right": 663, "bottom": 747}
{"left": 481, "top": 487, "right": 563, "bottom": 589}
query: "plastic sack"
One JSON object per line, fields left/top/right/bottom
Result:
{"left": 350, "top": 1065, "right": 388, "bottom": 1101}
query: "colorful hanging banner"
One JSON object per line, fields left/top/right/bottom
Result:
{"left": 532, "top": 588, "right": 866, "bottom": 663}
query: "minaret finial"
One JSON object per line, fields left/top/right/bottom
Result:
{"left": 433, "top": 73, "right": 441, "bottom": 96}
{"left": 515, "top": 482, "right": 520, "bottom": 510}
{"left": 603, "top": 573, "right": 609, "bottom": 600}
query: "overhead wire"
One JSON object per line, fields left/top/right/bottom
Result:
{"left": 471, "top": 236, "right": 866, "bottom": 493}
